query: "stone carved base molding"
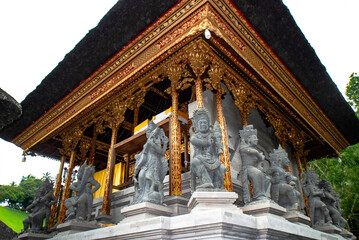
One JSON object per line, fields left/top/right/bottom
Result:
{"left": 188, "top": 191, "right": 241, "bottom": 212}
{"left": 283, "top": 210, "right": 311, "bottom": 226}
{"left": 18, "top": 232, "right": 55, "bottom": 240}
{"left": 314, "top": 224, "right": 342, "bottom": 235}
{"left": 55, "top": 221, "right": 98, "bottom": 237}
{"left": 47, "top": 206, "right": 351, "bottom": 240}
{"left": 120, "top": 201, "right": 173, "bottom": 223}
{"left": 340, "top": 228, "right": 355, "bottom": 239}
{"left": 95, "top": 214, "right": 113, "bottom": 225}
{"left": 242, "top": 199, "right": 287, "bottom": 218}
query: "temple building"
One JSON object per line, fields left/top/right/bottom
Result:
{"left": 1, "top": 0, "right": 358, "bottom": 239}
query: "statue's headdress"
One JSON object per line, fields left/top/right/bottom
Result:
{"left": 301, "top": 169, "right": 319, "bottom": 184}
{"left": 239, "top": 125, "right": 257, "bottom": 142}
{"left": 269, "top": 145, "right": 288, "bottom": 166}
{"left": 146, "top": 120, "right": 159, "bottom": 137}
{"left": 42, "top": 178, "right": 54, "bottom": 192}
{"left": 192, "top": 107, "right": 210, "bottom": 130}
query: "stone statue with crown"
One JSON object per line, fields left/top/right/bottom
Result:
{"left": 267, "top": 146, "right": 300, "bottom": 210}
{"left": 21, "top": 178, "right": 57, "bottom": 233}
{"left": 239, "top": 125, "right": 270, "bottom": 204}
{"left": 133, "top": 120, "right": 169, "bottom": 204}
{"left": 189, "top": 107, "right": 227, "bottom": 192}
{"left": 318, "top": 179, "right": 347, "bottom": 229}
{"left": 65, "top": 161, "right": 101, "bottom": 221}
{"left": 301, "top": 169, "right": 332, "bottom": 228}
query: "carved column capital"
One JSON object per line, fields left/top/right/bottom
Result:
{"left": 207, "top": 63, "right": 225, "bottom": 95}
{"left": 104, "top": 97, "right": 133, "bottom": 130}
{"left": 185, "top": 41, "right": 210, "bottom": 78}
{"left": 60, "top": 126, "right": 84, "bottom": 155}
{"left": 79, "top": 140, "right": 91, "bottom": 164}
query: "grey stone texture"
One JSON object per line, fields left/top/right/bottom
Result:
{"left": 301, "top": 169, "right": 333, "bottom": 228}
{"left": 21, "top": 178, "right": 56, "bottom": 233}
{"left": 65, "top": 162, "right": 100, "bottom": 222}
{"left": 267, "top": 146, "right": 300, "bottom": 210}
{"left": 239, "top": 125, "right": 270, "bottom": 204}
{"left": 319, "top": 179, "right": 347, "bottom": 229}
{"left": 189, "top": 107, "right": 227, "bottom": 192}
{"left": 133, "top": 120, "right": 168, "bottom": 205}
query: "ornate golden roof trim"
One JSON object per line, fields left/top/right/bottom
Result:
{"left": 14, "top": 0, "right": 349, "bottom": 155}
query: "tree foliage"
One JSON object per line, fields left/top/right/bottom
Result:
{"left": 346, "top": 72, "right": 359, "bottom": 118}
{"left": 0, "top": 175, "right": 43, "bottom": 210}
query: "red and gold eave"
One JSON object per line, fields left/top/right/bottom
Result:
{"left": 12, "top": 0, "right": 350, "bottom": 156}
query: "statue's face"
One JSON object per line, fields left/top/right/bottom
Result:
{"left": 154, "top": 134, "right": 161, "bottom": 144}
{"left": 248, "top": 135, "right": 258, "bottom": 146}
{"left": 198, "top": 119, "right": 209, "bottom": 133}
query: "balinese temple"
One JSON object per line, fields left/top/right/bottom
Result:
{"left": 1, "top": 0, "right": 359, "bottom": 239}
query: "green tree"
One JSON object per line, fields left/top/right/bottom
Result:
{"left": 0, "top": 175, "right": 42, "bottom": 211}
{"left": 19, "top": 175, "right": 43, "bottom": 210}
{"left": 0, "top": 185, "right": 25, "bottom": 209}
{"left": 346, "top": 72, "right": 359, "bottom": 118}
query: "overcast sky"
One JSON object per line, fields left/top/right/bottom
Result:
{"left": 0, "top": 0, "right": 358, "bottom": 185}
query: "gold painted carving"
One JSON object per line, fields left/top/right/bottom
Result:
{"left": 13, "top": 0, "right": 349, "bottom": 163}
{"left": 165, "top": 60, "right": 185, "bottom": 196}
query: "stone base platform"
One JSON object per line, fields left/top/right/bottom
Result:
{"left": 242, "top": 199, "right": 286, "bottom": 218}
{"left": 55, "top": 221, "right": 98, "bottom": 237}
{"left": 18, "top": 232, "right": 55, "bottom": 240}
{"left": 314, "top": 224, "right": 342, "bottom": 235}
{"left": 49, "top": 207, "right": 350, "bottom": 240}
{"left": 120, "top": 201, "right": 173, "bottom": 223}
{"left": 340, "top": 228, "right": 355, "bottom": 239}
{"left": 284, "top": 210, "right": 311, "bottom": 226}
{"left": 188, "top": 191, "right": 241, "bottom": 212}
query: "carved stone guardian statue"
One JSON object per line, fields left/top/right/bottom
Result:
{"left": 21, "top": 178, "right": 56, "bottom": 233}
{"left": 133, "top": 120, "right": 169, "bottom": 204}
{"left": 301, "top": 169, "right": 332, "bottom": 228}
{"left": 190, "top": 107, "right": 227, "bottom": 192}
{"left": 267, "top": 146, "right": 300, "bottom": 210}
{"left": 65, "top": 161, "right": 100, "bottom": 221}
{"left": 319, "top": 179, "right": 347, "bottom": 228}
{"left": 239, "top": 125, "right": 270, "bottom": 204}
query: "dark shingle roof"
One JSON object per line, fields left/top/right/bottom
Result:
{"left": 1, "top": 0, "right": 358, "bottom": 146}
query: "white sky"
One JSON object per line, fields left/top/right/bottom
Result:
{"left": 0, "top": 0, "right": 358, "bottom": 185}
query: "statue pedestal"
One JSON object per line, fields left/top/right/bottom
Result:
{"left": 18, "top": 232, "right": 54, "bottom": 240}
{"left": 96, "top": 214, "right": 113, "bottom": 225}
{"left": 283, "top": 210, "right": 310, "bottom": 226}
{"left": 314, "top": 224, "right": 342, "bottom": 235}
{"left": 164, "top": 195, "right": 189, "bottom": 216}
{"left": 340, "top": 228, "right": 355, "bottom": 239}
{"left": 242, "top": 199, "right": 286, "bottom": 218}
{"left": 120, "top": 202, "right": 173, "bottom": 223}
{"left": 188, "top": 191, "right": 241, "bottom": 213}
{"left": 56, "top": 221, "right": 98, "bottom": 236}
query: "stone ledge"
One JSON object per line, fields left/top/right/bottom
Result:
{"left": 120, "top": 201, "right": 172, "bottom": 223}
{"left": 55, "top": 221, "right": 98, "bottom": 237}
{"left": 188, "top": 191, "right": 240, "bottom": 212}
{"left": 242, "top": 199, "right": 287, "bottom": 218}
{"left": 283, "top": 210, "right": 311, "bottom": 226}
{"left": 18, "top": 232, "right": 55, "bottom": 240}
{"left": 48, "top": 207, "right": 349, "bottom": 240}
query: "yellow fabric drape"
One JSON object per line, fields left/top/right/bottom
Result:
{"left": 93, "top": 162, "right": 125, "bottom": 199}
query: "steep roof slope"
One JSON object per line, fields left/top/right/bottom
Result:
{"left": 1, "top": 0, "right": 358, "bottom": 146}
